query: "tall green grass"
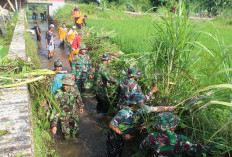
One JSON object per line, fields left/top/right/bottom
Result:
{"left": 55, "top": 3, "right": 232, "bottom": 155}
{"left": 0, "top": 13, "right": 18, "bottom": 59}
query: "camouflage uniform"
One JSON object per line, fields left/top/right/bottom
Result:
{"left": 71, "top": 44, "right": 93, "bottom": 93}
{"left": 116, "top": 67, "right": 152, "bottom": 109}
{"left": 107, "top": 92, "right": 155, "bottom": 157}
{"left": 140, "top": 112, "right": 207, "bottom": 157}
{"left": 51, "top": 74, "right": 84, "bottom": 138}
{"left": 94, "top": 53, "right": 117, "bottom": 113}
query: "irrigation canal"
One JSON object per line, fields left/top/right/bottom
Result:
{"left": 27, "top": 16, "right": 138, "bottom": 156}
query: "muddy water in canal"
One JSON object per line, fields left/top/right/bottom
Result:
{"left": 27, "top": 17, "right": 137, "bottom": 157}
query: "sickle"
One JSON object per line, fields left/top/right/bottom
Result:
{"left": 154, "top": 73, "right": 163, "bottom": 84}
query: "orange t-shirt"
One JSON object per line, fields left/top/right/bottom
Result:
{"left": 72, "top": 10, "right": 81, "bottom": 18}
{"left": 76, "top": 17, "right": 85, "bottom": 24}
{"left": 67, "top": 30, "right": 77, "bottom": 43}
{"left": 69, "top": 48, "right": 79, "bottom": 61}
{"left": 59, "top": 28, "right": 67, "bottom": 40}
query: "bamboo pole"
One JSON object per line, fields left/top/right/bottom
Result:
{"left": 3, "top": 3, "right": 8, "bottom": 9}
{"left": 15, "top": 0, "right": 18, "bottom": 11}
{"left": 7, "top": 0, "right": 15, "bottom": 12}
{"left": 0, "top": 76, "right": 46, "bottom": 88}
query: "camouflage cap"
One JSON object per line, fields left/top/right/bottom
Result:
{"left": 155, "top": 112, "right": 180, "bottom": 131}
{"left": 125, "top": 91, "right": 145, "bottom": 106}
{"left": 101, "top": 53, "right": 112, "bottom": 61}
{"left": 79, "top": 44, "right": 88, "bottom": 51}
{"left": 60, "top": 74, "right": 75, "bottom": 86}
{"left": 54, "top": 59, "right": 63, "bottom": 67}
{"left": 126, "top": 67, "right": 141, "bottom": 78}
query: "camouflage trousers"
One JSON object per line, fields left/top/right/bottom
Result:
{"left": 60, "top": 114, "right": 79, "bottom": 137}
{"left": 106, "top": 129, "right": 124, "bottom": 157}
{"left": 76, "top": 77, "right": 88, "bottom": 93}
{"left": 96, "top": 88, "right": 111, "bottom": 113}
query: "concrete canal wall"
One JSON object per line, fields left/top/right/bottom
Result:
{"left": 0, "top": 9, "right": 35, "bottom": 157}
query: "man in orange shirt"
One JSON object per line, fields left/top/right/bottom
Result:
{"left": 72, "top": 6, "right": 81, "bottom": 24}
{"left": 67, "top": 26, "right": 78, "bottom": 45}
{"left": 59, "top": 23, "right": 68, "bottom": 48}
{"left": 76, "top": 15, "right": 87, "bottom": 29}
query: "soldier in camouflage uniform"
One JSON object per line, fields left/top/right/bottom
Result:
{"left": 140, "top": 112, "right": 208, "bottom": 156}
{"left": 51, "top": 74, "right": 84, "bottom": 139}
{"left": 116, "top": 67, "right": 158, "bottom": 109}
{"left": 106, "top": 91, "right": 176, "bottom": 157}
{"left": 71, "top": 44, "right": 93, "bottom": 93}
{"left": 94, "top": 53, "right": 118, "bottom": 113}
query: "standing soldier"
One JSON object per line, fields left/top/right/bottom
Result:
{"left": 106, "top": 91, "right": 176, "bottom": 157}
{"left": 94, "top": 53, "right": 118, "bottom": 113}
{"left": 51, "top": 74, "right": 84, "bottom": 139}
{"left": 50, "top": 59, "right": 64, "bottom": 94}
{"left": 116, "top": 67, "right": 157, "bottom": 109}
{"left": 71, "top": 44, "right": 93, "bottom": 93}
{"left": 58, "top": 23, "right": 68, "bottom": 48}
{"left": 140, "top": 112, "right": 209, "bottom": 156}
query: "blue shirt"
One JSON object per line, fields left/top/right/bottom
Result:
{"left": 51, "top": 74, "right": 64, "bottom": 94}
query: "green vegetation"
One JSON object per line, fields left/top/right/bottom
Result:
{"left": 0, "top": 13, "right": 18, "bottom": 59}
{"left": 0, "top": 53, "right": 57, "bottom": 157}
{"left": 24, "top": 16, "right": 41, "bottom": 66}
{"left": 23, "top": 17, "right": 58, "bottom": 157}
{"left": 67, "top": 0, "right": 232, "bottom": 13}
{"left": 55, "top": 2, "right": 232, "bottom": 155}
{"left": 0, "top": 130, "right": 7, "bottom": 137}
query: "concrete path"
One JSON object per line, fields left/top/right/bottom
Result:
{"left": 0, "top": 9, "right": 35, "bottom": 157}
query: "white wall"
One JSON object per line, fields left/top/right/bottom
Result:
{"left": 49, "top": 2, "right": 65, "bottom": 16}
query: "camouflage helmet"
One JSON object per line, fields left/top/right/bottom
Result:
{"left": 60, "top": 74, "right": 75, "bottom": 86}
{"left": 101, "top": 53, "right": 112, "bottom": 61}
{"left": 126, "top": 67, "right": 141, "bottom": 78}
{"left": 54, "top": 59, "right": 63, "bottom": 67}
{"left": 155, "top": 112, "right": 180, "bottom": 131}
{"left": 125, "top": 91, "right": 145, "bottom": 106}
{"left": 79, "top": 44, "right": 88, "bottom": 51}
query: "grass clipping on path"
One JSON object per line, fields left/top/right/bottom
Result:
{"left": 0, "top": 57, "right": 55, "bottom": 88}
{"left": 0, "top": 56, "right": 60, "bottom": 156}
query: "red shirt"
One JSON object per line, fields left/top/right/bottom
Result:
{"left": 71, "top": 35, "right": 82, "bottom": 49}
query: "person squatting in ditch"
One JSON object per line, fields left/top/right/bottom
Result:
{"left": 116, "top": 67, "right": 158, "bottom": 109}
{"left": 106, "top": 91, "right": 176, "bottom": 157}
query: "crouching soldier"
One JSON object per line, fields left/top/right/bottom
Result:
{"left": 140, "top": 112, "right": 208, "bottom": 156}
{"left": 106, "top": 91, "right": 176, "bottom": 157}
{"left": 116, "top": 67, "right": 158, "bottom": 109}
{"left": 71, "top": 44, "right": 93, "bottom": 93}
{"left": 94, "top": 53, "right": 118, "bottom": 113}
{"left": 50, "top": 59, "right": 64, "bottom": 94}
{"left": 51, "top": 74, "right": 84, "bottom": 139}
